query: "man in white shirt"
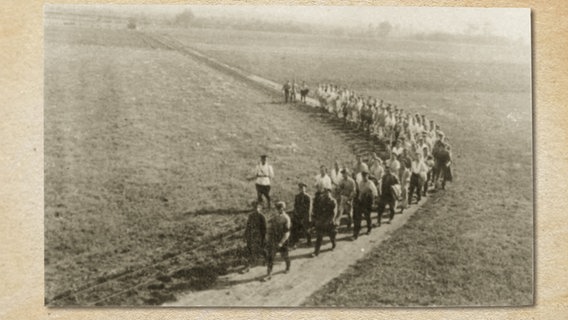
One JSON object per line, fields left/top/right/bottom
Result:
{"left": 254, "top": 155, "right": 274, "bottom": 209}
{"left": 329, "top": 160, "right": 342, "bottom": 187}
{"left": 314, "top": 165, "right": 333, "bottom": 194}
{"left": 408, "top": 153, "right": 428, "bottom": 204}
{"left": 369, "top": 153, "right": 385, "bottom": 190}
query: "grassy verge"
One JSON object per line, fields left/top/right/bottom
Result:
{"left": 165, "top": 27, "right": 533, "bottom": 306}
{"left": 45, "top": 26, "right": 373, "bottom": 305}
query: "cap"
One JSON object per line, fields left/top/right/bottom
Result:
{"left": 298, "top": 182, "right": 307, "bottom": 188}
{"left": 260, "top": 154, "right": 268, "bottom": 158}
{"left": 275, "top": 201, "right": 286, "bottom": 209}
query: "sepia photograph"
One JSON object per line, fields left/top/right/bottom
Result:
{"left": 44, "top": 4, "right": 533, "bottom": 307}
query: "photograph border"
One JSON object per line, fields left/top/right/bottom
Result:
{"left": 1, "top": 0, "right": 567, "bottom": 318}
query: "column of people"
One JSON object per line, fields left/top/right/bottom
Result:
{"left": 247, "top": 81, "right": 454, "bottom": 280}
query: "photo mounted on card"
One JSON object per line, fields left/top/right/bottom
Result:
{"left": 44, "top": 4, "right": 533, "bottom": 307}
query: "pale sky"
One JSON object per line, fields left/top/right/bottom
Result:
{"left": 49, "top": 4, "right": 531, "bottom": 42}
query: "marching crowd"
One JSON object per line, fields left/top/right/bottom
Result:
{"left": 242, "top": 81, "right": 454, "bottom": 281}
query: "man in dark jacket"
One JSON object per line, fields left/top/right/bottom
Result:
{"left": 377, "top": 165, "right": 400, "bottom": 225}
{"left": 264, "top": 201, "right": 291, "bottom": 281}
{"left": 435, "top": 144, "right": 453, "bottom": 189}
{"left": 311, "top": 188, "right": 337, "bottom": 257}
{"left": 282, "top": 81, "right": 291, "bottom": 103}
{"left": 290, "top": 183, "right": 312, "bottom": 247}
{"left": 242, "top": 201, "right": 267, "bottom": 273}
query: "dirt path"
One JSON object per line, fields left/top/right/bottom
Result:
{"left": 139, "top": 32, "right": 431, "bottom": 306}
{"left": 165, "top": 198, "right": 426, "bottom": 307}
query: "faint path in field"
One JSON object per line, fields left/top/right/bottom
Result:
{"left": 136, "top": 31, "right": 431, "bottom": 307}
{"left": 142, "top": 31, "right": 389, "bottom": 158}
{"left": 165, "top": 198, "right": 427, "bottom": 307}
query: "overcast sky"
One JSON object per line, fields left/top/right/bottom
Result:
{"left": 50, "top": 4, "right": 531, "bottom": 42}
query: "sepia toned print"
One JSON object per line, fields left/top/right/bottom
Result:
{"left": 44, "top": 5, "right": 532, "bottom": 306}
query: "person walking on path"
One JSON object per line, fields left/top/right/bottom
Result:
{"left": 264, "top": 201, "right": 291, "bottom": 281}
{"left": 300, "top": 81, "right": 309, "bottom": 103}
{"left": 377, "top": 165, "right": 400, "bottom": 225}
{"left": 290, "top": 183, "right": 313, "bottom": 247}
{"left": 353, "top": 170, "right": 378, "bottom": 239}
{"left": 311, "top": 188, "right": 337, "bottom": 257}
{"left": 242, "top": 201, "right": 267, "bottom": 273}
{"left": 408, "top": 152, "right": 429, "bottom": 204}
{"left": 336, "top": 169, "right": 356, "bottom": 228}
{"left": 314, "top": 165, "right": 333, "bottom": 195}
{"left": 282, "top": 80, "right": 291, "bottom": 103}
{"left": 252, "top": 155, "right": 274, "bottom": 209}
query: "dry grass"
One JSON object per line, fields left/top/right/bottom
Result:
{"left": 45, "top": 25, "right": 369, "bottom": 305}
{"left": 45, "top": 23, "right": 533, "bottom": 306}
{"left": 166, "top": 27, "right": 533, "bottom": 306}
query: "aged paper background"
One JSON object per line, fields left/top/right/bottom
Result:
{"left": 1, "top": 0, "right": 566, "bottom": 319}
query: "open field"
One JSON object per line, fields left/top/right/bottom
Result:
{"left": 45, "top": 25, "right": 370, "bottom": 305}
{"left": 45, "top": 20, "right": 532, "bottom": 306}
{"left": 163, "top": 27, "right": 533, "bottom": 305}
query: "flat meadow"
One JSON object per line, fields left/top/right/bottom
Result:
{"left": 164, "top": 27, "right": 534, "bottom": 305}
{"left": 45, "top": 24, "right": 370, "bottom": 305}
{"left": 45, "top": 21, "right": 533, "bottom": 306}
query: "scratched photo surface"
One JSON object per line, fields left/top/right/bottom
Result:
{"left": 44, "top": 5, "right": 532, "bottom": 307}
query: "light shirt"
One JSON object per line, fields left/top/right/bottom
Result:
{"left": 338, "top": 176, "right": 357, "bottom": 198}
{"left": 411, "top": 160, "right": 428, "bottom": 175}
{"left": 392, "top": 146, "right": 404, "bottom": 157}
{"left": 358, "top": 179, "right": 378, "bottom": 200}
{"left": 370, "top": 162, "right": 384, "bottom": 180}
{"left": 388, "top": 159, "right": 401, "bottom": 173}
{"left": 255, "top": 163, "right": 274, "bottom": 186}
{"left": 353, "top": 162, "right": 369, "bottom": 176}
{"left": 330, "top": 168, "right": 342, "bottom": 186}
{"left": 315, "top": 174, "right": 332, "bottom": 192}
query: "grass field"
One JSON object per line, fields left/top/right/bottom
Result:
{"left": 45, "top": 21, "right": 532, "bottom": 306}
{"left": 163, "top": 27, "right": 534, "bottom": 306}
{"left": 44, "top": 25, "right": 374, "bottom": 305}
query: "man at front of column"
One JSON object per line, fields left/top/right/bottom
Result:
{"left": 254, "top": 155, "right": 274, "bottom": 209}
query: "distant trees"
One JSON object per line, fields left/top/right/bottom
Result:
{"left": 364, "top": 21, "right": 393, "bottom": 38}
{"left": 376, "top": 21, "right": 393, "bottom": 38}
{"left": 173, "top": 9, "right": 195, "bottom": 28}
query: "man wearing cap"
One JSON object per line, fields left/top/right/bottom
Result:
{"left": 353, "top": 169, "right": 378, "bottom": 239}
{"left": 242, "top": 201, "right": 267, "bottom": 273}
{"left": 290, "top": 183, "right": 312, "bottom": 247}
{"left": 377, "top": 164, "right": 400, "bottom": 225}
{"left": 312, "top": 188, "right": 337, "bottom": 257}
{"left": 337, "top": 168, "right": 356, "bottom": 228}
{"left": 253, "top": 155, "right": 274, "bottom": 209}
{"left": 264, "top": 201, "right": 291, "bottom": 281}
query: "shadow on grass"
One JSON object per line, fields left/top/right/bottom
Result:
{"left": 183, "top": 207, "right": 251, "bottom": 216}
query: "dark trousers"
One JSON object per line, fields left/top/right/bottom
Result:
{"left": 255, "top": 184, "right": 271, "bottom": 208}
{"left": 266, "top": 244, "right": 290, "bottom": 274}
{"left": 290, "top": 219, "right": 312, "bottom": 246}
{"left": 246, "top": 243, "right": 266, "bottom": 266}
{"left": 424, "top": 170, "right": 431, "bottom": 195}
{"left": 284, "top": 90, "right": 290, "bottom": 103}
{"left": 314, "top": 223, "right": 336, "bottom": 255}
{"left": 353, "top": 202, "right": 372, "bottom": 237}
{"left": 377, "top": 197, "right": 396, "bottom": 223}
{"left": 408, "top": 173, "right": 422, "bottom": 204}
